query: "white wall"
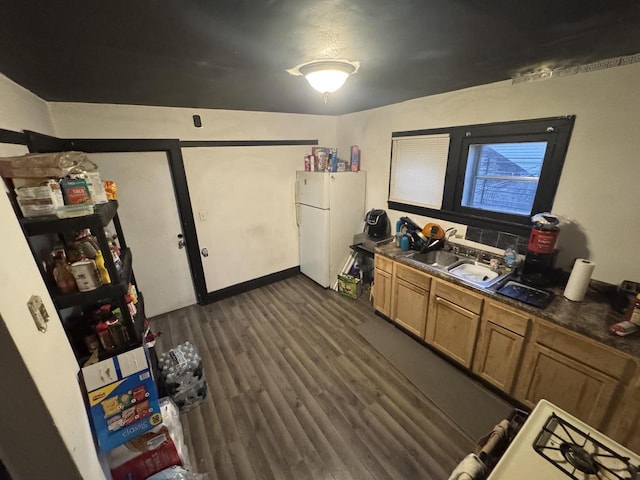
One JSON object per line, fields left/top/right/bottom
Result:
{"left": 0, "top": 74, "right": 105, "bottom": 480}
{"left": 336, "top": 62, "right": 640, "bottom": 284}
{"left": 50, "top": 103, "right": 337, "bottom": 294}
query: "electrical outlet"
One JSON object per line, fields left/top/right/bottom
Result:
{"left": 27, "top": 295, "right": 49, "bottom": 333}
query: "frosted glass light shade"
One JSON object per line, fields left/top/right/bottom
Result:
{"left": 304, "top": 69, "right": 351, "bottom": 93}
{"left": 298, "top": 60, "right": 356, "bottom": 94}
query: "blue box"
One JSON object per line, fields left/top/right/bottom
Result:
{"left": 81, "top": 346, "right": 162, "bottom": 452}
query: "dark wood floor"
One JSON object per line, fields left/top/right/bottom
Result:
{"left": 150, "top": 274, "right": 474, "bottom": 480}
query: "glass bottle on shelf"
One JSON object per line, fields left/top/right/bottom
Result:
{"left": 52, "top": 251, "right": 78, "bottom": 294}
{"left": 95, "top": 320, "right": 115, "bottom": 351}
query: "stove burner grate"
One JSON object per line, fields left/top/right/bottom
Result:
{"left": 560, "top": 443, "right": 599, "bottom": 475}
{"left": 533, "top": 413, "right": 639, "bottom": 479}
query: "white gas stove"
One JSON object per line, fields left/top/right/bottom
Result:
{"left": 488, "top": 399, "right": 640, "bottom": 479}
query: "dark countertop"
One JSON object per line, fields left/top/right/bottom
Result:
{"left": 376, "top": 243, "right": 640, "bottom": 358}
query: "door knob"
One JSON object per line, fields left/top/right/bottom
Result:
{"left": 177, "top": 233, "right": 186, "bottom": 249}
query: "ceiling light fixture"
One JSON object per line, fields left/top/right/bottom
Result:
{"left": 288, "top": 59, "right": 360, "bottom": 103}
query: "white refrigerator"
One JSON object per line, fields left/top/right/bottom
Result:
{"left": 296, "top": 171, "right": 366, "bottom": 288}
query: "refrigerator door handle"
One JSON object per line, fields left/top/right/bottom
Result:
{"left": 295, "top": 203, "right": 301, "bottom": 227}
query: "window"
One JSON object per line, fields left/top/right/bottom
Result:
{"left": 389, "top": 134, "right": 450, "bottom": 209}
{"left": 461, "top": 141, "right": 547, "bottom": 215}
{"left": 388, "top": 116, "right": 575, "bottom": 235}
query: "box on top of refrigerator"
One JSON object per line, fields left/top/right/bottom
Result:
{"left": 81, "top": 345, "right": 162, "bottom": 451}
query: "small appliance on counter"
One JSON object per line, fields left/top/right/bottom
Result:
{"left": 521, "top": 213, "right": 561, "bottom": 288}
{"left": 486, "top": 399, "right": 640, "bottom": 479}
{"left": 364, "top": 209, "right": 391, "bottom": 239}
{"left": 352, "top": 209, "right": 394, "bottom": 254}
{"left": 612, "top": 280, "right": 640, "bottom": 313}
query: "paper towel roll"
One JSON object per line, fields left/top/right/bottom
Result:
{"left": 563, "top": 259, "right": 595, "bottom": 301}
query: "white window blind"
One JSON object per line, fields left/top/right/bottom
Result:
{"left": 389, "top": 133, "right": 450, "bottom": 209}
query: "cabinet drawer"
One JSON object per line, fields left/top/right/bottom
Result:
{"left": 534, "top": 320, "right": 634, "bottom": 382}
{"left": 483, "top": 301, "right": 529, "bottom": 336}
{"left": 374, "top": 254, "right": 393, "bottom": 274}
{"left": 394, "top": 262, "right": 432, "bottom": 291}
{"left": 433, "top": 279, "right": 483, "bottom": 314}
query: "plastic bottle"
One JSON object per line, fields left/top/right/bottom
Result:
{"left": 94, "top": 250, "right": 111, "bottom": 284}
{"left": 400, "top": 234, "right": 410, "bottom": 251}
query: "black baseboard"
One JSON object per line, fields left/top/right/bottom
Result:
{"left": 201, "top": 266, "right": 300, "bottom": 303}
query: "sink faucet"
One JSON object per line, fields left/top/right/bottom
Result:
{"left": 442, "top": 227, "right": 457, "bottom": 252}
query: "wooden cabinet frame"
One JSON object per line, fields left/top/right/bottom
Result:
{"left": 372, "top": 254, "right": 640, "bottom": 450}
{"left": 473, "top": 300, "right": 530, "bottom": 394}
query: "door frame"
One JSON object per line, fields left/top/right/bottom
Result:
{"left": 23, "top": 131, "right": 321, "bottom": 304}
{"left": 25, "top": 131, "right": 208, "bottom": 304}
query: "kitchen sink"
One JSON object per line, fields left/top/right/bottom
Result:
{"left": 409, "top": 250, "right": 461, "bottom": 268}
{"left": 447, "top": 260, "right": 501, "bottom": 288}
{"left": 408, "top": 250, "right": 513, "bottom": 289}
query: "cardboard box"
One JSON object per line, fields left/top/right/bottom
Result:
{"left": 82, "top": 345, "right": 162, "bottom": 452}
{"left": 337, "top": 274, "right": 361, "bottom": 299}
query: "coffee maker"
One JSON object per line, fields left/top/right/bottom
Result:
{"left": 521, "top": 213, "right": 560, "bottom": 288}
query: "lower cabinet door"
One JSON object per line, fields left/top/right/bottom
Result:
{"left": 373, "top": 268, "right": 392, "bottom": 317}
{"left": 425, "top": 295, "right": 479, "bottom": 368}
{"left": 515, "top": 343, "right": 618, "bottom": 428}
{"left": 603, "top": 386, "right": 640, "bottom": 453}
{"left": 473, "top": 321, "right": 524, "bottom": 393}
{"left": 391, "top": 278, "right": 428, "bottom": 337}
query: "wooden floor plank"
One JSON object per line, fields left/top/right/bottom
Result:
{"left": 151, "top": 274, "right": 475, "bottom": 479}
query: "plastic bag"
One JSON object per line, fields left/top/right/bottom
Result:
{"left": 147, "top": 466, "right": 209, "bottom": 480}
{"left": 107, "top": 398, "right": 192, "bottom": 480}
{"left": 0, "top": 151, "right": 94, "bottom": 178}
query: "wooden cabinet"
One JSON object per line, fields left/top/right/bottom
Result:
{"left": 390, "top": 263, "right": 432, "bottom": 337}
{"left": 603, "top": 385, "right": 640, "bottom": 453}
{"left": 373, "top": 254, "right": 640, "bottom": 450}
{"left": 425, "top": 279, "right": 483, "bottom": 368}
{"left": 514, "top": 320, "right": 635, "bottom": 429}
{"left": 373, "top": 255, "right": 393, "bottom": 317}
{"left": 473, "top": 300, "right": 530, "bottom": 393}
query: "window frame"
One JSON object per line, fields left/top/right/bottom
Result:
{"left": 388, "top": 116, "right": 575, "bottom": 236}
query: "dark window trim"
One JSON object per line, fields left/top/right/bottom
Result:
{"left": 388, "top": 116, "right": 575, "bottom": 236}
{"left": 180, "top": 139, "right": 318, "bottom": 148}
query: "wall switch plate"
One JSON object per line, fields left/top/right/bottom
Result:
{"left": 199, "top": 210, "right": 208, "bottom": 221}
{"left": 27, "top": 295, "right": 49, "bottom": 333}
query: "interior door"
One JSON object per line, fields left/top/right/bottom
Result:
{"left": 92, "top": 152, "right": 197, "bottom": 317}
{"left": 182, "top": 145, "right": 308, "bottom": 294}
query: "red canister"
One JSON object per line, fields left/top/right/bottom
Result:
{"left": 528, "top": 226, "right": 559, "bottom": 254}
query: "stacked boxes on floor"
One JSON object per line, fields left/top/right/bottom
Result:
{"left": 81, "top": 345, "right": 162, "bottom": 452}
{"left": 158, "top": 342, "right": 208, "bottom": 412}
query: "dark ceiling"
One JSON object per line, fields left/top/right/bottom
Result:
{"left": 1, "top": 1, "right": 639, "bottom": 115}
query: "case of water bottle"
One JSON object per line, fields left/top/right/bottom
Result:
{"left": 157, "top": 342, "right": 208, "bottom": 412}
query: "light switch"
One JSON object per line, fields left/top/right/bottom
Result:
{"left": 199, "top": 210, "right": 208, "bottom": 221}
{"left": 27, "top": 295, "right": 49, "bottom": 333}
